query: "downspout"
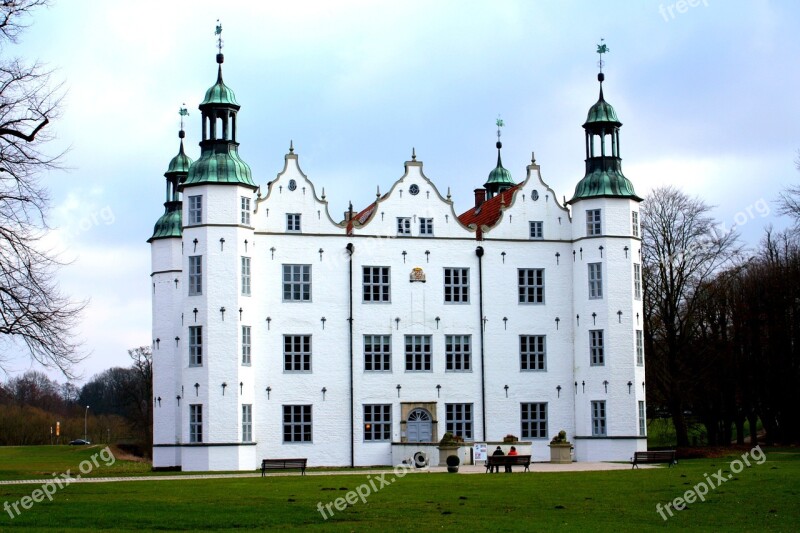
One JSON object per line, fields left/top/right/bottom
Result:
{"left": 346, "top": 242, "right": 355, "bottom": 467}
{"left": 476, "top": 245, "right": 486, "bottom": 441}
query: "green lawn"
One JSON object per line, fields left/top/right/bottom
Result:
{"left": 0, "top": 446, "right": 798, "bottom": 531}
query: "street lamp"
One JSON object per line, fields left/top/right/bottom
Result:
{"left": 84, "top": 406, "right": 90, "bottom": 442}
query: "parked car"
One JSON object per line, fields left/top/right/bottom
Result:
{"left": 69, "top": 439, "right": 91, "bottom": 445}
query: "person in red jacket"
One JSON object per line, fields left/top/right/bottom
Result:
{"left": 505, "top": 446, "right": 518, "bottom": 472}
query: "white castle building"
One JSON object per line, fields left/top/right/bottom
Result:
{"left": 149, "top": 47, "right": 646, "bottom": 471}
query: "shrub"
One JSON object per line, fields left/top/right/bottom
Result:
{"left": 446, "top": 455, "right": 460, "bottom": 467}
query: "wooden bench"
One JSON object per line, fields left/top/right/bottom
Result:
{"left": 485, "top": 454, "right": 531, "bottom": 473}
{"left": 631, "top": 450, "right": 677, "bottom": 469}
{"left": 261, "top": 458, "right": 308, "bottom": 476}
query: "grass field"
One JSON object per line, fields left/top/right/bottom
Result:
{"left": 0, "top": 446, "right": 798, "bottom": 531}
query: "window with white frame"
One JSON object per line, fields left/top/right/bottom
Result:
{"left": 189, "top": 404, "right": 202, "bottom": 443}
{"left": 445, "top": 335, "right": 471, "bottom": 371}
{"left": 284, "top": 335, "right": 311, "bottom": 372}
{"left": 241, "top": 256, "right": 251, "bottom": 296}
{"left": 363, "top": 266, "right": 390, "bottom": 303}
{"left": 588, "top": 262, "right": 603, "bottom": 299}
{"left": 446, "top": 403, "right": 473, "bottom": 440}
{"left": 364, "top": 335, "right": 391, "bottom": 372}
{"left": 241, "top": 196, "right": 251, "bottom": 225}
{"left": 591, "top": 400, "right": 607, "bottom": 436}
{"left": 518, "top": 268, "right": 545, "bottom": 303}
{"left": 590, "top": 329, "right": 604, "bottom": 366}
{"left": 283, "top": 264, "right": 311, "bottom": 302}
{"left": 241, "top": 325, "right": 251, "bottom": 365}
{"left": 363, "top": 404, "right": 391, "bottom": 441}
{"left": 632, "top": 211, "right": 639, "bottom": 237}
{"left": 188, "top": 195, "right": 202, "bottom": 225}
{"left": 586, "top": 209, "right": 601, "bottom": 236}
{"left": 286, "top": 213, "right": 301, "bottom": 232}
{"left": 283, "top": 404, "right": 312, "bottom": 443}
{"left": 188, "top": 256, "right": 202, "bottom": 295}
{"left": 405, "top": 335, "right": 432, "bottom": 371}
{"left": 636, "top": 329, "right": 644, "bottom": 366}
{"left": 520, "top": 335, "right": 546, "bottom": 371}
{"left": 521, "top": 402, "right": 547, "bottom": 439}
{"left": 397, "top": 217, "right": 411, "bottom": 235}
{"left": 529, "top": 221, "right": 543, "bottom": 239}
{"left": 638, "top": 401, "right": 646, "bottom": 436}
{"left": 633, "top": 263, "right": 642, "bottom": 300}
{"left": 189, "top": 326, "right": 202, "bottom": 366}
{"left": 419, "top": 217, "right": 433, "bottom": 236}
{"left": 242, "top": 404, "right": 252, "bottom": 442}
{"left": 444, "top": 267, "right": 469, "bottom": 303}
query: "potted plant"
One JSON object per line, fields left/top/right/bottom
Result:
{"left": 446, "top": 454, "right": 460, "bottom": 473}
{"left": 548, "top": 430, "right": 573, "bottom": 464}
{"left": 438, "top": 432, "right": 461, "bottom": 466}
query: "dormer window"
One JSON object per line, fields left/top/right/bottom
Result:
{"left": 419, "top": 218, "right": 433, "bottom": 236}
{"left": 397, "top": 217, "right": 411, "bottom": 236}
{"left": 286, "top": 213, "right": 301, "bottom": 232}
{"left": 529, "top": 221, "right": 543, "bottom": 239}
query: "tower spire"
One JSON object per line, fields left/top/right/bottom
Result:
{"left": 596, "top": 38, "right": 609, "bottom": 95}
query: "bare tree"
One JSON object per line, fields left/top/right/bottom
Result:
{"left": 776, "top": 151, "right": 800, "bottom": 225}
{"left": 641, "top": 185, "right": 742, "bottom": 447}
{"left": 0, "top": 0, "right": 85, "bottom": 376}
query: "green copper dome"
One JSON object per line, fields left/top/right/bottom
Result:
{"left": 201, "top": 66, "right": 239, "bottom": 106}
{"left": 484, "top": 150, "right": 515, "bottom": 191}
{"left": 166, "top": 141, "right": 193, "bottom": 175}
{"left": 584, "top": 88, "right": 620, "bottom": 126}
{"left": 182, "top": 145, "right": 255, "bottom": 188}
{"left": 570, "top": 168, "right": 640, "bottom": 202}
{"left": 150, "top": 205, "right": 182, "bottom": 240}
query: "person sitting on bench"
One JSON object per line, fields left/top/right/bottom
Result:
{"left": 506, "top": 446, "right": 518, "bottom": 473}
{"left": 490, "top": 446, "right": 504, "bottom": 473}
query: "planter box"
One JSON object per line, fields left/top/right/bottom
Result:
{"left": 549, "top": 443, "right": 573, "bottom": 464}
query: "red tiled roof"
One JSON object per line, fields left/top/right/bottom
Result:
{"left": 457, "top": 184, "right": 522, "bottom": 237}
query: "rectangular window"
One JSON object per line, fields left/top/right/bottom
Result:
{"left": 283, "top": 405, "right": 312, "bottom": 443}
{"left": 363, "top": 404, "right": 392, "bottom": 442}
{"left": 586, "top": 209, "right": 601, "bottom": 236}
{"left": 445, "top": 403, "right": 473, "bottom": 441}
{"left": 591, "top": 400, "right": 607, "bottom": 436}
{"left": 188, "top": 195, "right": 202, "bottom": 225}
{"left": 529, "top": 221, "right": 543, "bottom": 239}
{"left": 188, "top": 256, "right": 202, "bottom": 296}
{"left": 405, "top": 335, "right": 432, "bottom": 372}
{"left": 638, "top": 401, "right": 646, "bottom": 437}
{"left": 518, "top": 268, "right": 545, "bottom": 303}
{"left": 444, "top": 267, "right": 469, "bottom": 303}
{"left": 445, "top": 335, "right": 471, "bottom": 371}
{"left": 286, "top": 213, "right": 301, "bottom": 232}
{"left": 284, "top": 335, "right": 311, "bottom": 372}
{"left": 588, "top": 262, "right": 603, "bottom": 299}
{"left": 363, "top": 266, "right": 390, "bottom": 303}
{"left": 189, "top": 404, "right": 202, "bottom": 443}
{"left": 521, "top": 402, "right": 547, "bottom": 439}
{"left": 636, "top": 329, "right": 644, "bottom": 366}
{"left": 633, "top": 263, "right": 642, "bottom": 300}
{"left": 364, "top": 335, "right": 391, "bottom": 372}
{"left": 632, "top": 211, "right": 639, "bottom": 238}
{"left": 419, "top": 217, "right": 433, "bottom": 236}
{"left": 242, "top": 325, "right": 251, "bottom": 365}
{"left": 590, "top": 329, "right": 604, "bottom": 366}
{"left": 397, "top": 217, "right": 411, "bottom": 236}
{"left": 241, "top": 256, "right": 251, "bottom": 296}
{"left": 242, "top": 404, "right": 252, "bottom": 442}
{"left": 241, "top": 196, "right": 251, "bottom": 225}
{"left": 189, "top": 326, "right": 202, "bottom": 366}
{"left": 520, "top": 335, "right": 546, "bottom": 371}
{"left": 283, "top": 264, "right": 311, "bottom": 302}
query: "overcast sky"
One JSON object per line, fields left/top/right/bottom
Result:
{"left": 5, "top": 0, "right": 799, "bottom": 383}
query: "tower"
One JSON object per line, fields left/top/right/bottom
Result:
{"left": 150, "top": 108, "right": 192, "bottom": 467}
{"left": 483, "top": 117, "right": 515, "bottom": 199}
{"left": 567, "top": 42, "right": 645, "bottom": 460}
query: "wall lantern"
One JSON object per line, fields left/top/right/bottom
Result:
{"left": 504, "top": 385, "right": 509, "bottom": 398}
{"left": 266, "top": 386, "right": 272, "bottom": 399}
{"left": 436, "top": 384, "right": 441, "bottom": 398}
{"left": 396, "top": 384, "right": 402, "bottom": 397}
{"left": 556, "top": 385, "right": 562, "bottom": 398}
{"left": 321, "top": 387, "right": 327, "bottom": 400}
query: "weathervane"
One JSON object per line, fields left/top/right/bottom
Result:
{"left": 215, "top": 20, "right": 223, "bottom": 53}
{"left": 496, "top": 115, "right": 504, "bottom": 144}
{"left": 179, "top": 104, "right": 189, "bottom": 131}
{"left": 596, "top": 38, "right": 609, "bottom": 73}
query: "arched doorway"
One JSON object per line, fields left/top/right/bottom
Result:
{"left": 406, "top": 408, "right": 433, "bottom": 442}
